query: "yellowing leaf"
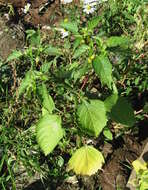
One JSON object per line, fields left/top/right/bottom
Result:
{"left": 132, "top": 160, "right": 147, "bottom": 174}
{"left": 67, "top": 146, "right": 104, "bottom": 176}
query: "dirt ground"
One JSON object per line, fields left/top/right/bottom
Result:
{"left": 0, "top": 0, "right": 64, "bottom": 26}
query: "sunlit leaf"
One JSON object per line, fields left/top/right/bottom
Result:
{"left": 68, "top": 146, "right": 104, "bottom": 176}
{"left": 132, "top": 160, "right": 147, "bottom": 174}
{"left": 77, "top": 100, "right": 107, "bottom": 137}
{"left": 41, "top": 83, "right": 55, "bottom": 114}
{"left": 60, "top": 21, "right": 78, "bottom": 34}
{"left": 103, "top": 128, "right": 113, "bottom": 140}
{"left": 36, "top": 114, "right": 63, "bottom": 156}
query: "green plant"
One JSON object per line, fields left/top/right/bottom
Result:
{"left": 0, "top": 0, "right": 147, "bottom": 188}
{"left": 130, "top": 159, "right": 148, "bottom": 190}
{"left": 9, "top": 15, "right": 136, "bottom": 176}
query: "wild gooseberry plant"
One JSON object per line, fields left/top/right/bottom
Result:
{"left": 7, "top": 15, "right": 135, "bottom": 176}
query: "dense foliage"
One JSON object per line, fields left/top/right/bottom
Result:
{"left": 0, "top": 0, "right": 148, "bottom": 189}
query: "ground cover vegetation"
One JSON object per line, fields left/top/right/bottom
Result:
{"left": 0, "top": 0, "right": 148, "bottom": 189}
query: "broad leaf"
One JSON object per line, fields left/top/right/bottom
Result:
{"left": 106, "top": 36, "right": 130, "bottom": 48}
{"left": 41, "top": 83, "right": 55, "bottom": 114}
{"left": 77, "top": 100, "right": 107, "bottom": 137}
{"left": 36, "top": 114, "right": 63, "bottom": 156}
{"left": 73, "top": 44, "right": 89, "bottom": 59}
{"left": 93, "top": 54, "right": 113, "bottom": 88}
{"left": 104, "top": 93, "right": 118, "bottom": 112}
{"left": 68, "top": 146, "right": 104, "bottom": 176}
{"left": 7, "top": 50, "right": 23, "bottom": 62}
{"left": 110, "top": 97, "right": 135, "bottom": 127}
{"left": 43, "top": 46, "right": 62, "bottom": 56}
{"left": 60, "top": 22, "right": 78, "bottom": 34}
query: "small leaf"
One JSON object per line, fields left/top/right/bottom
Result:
{"left": 77, "top": 100, "right": 107, "bottom": 137}
{"left": 73, "top": 37, "right": 83, "bottom": 51}
{"left": 41, "top": 83, "right": 55, "bottom": 114}
{"left": 106, "top": 36, "right": 130, "bottom": 48}
{"left": 40, "top": 61, "right": 53, "bottom": 73}
{"left": 68, "top": 146, "right": 104, "bottom": 176}
{"left": 104, "top": 94, "right": 118, "bottom": 112}
{"left": 110, "top": 97, "right": 135, "bottom": 127}
{"left": 88, "top": 16, "right": 100, "bottom": 30}
{"left": 36, "top": 114, "right": 63, "bottom": 155}
{"left": 43, "top": 46, "right": 62, "bottom": 56}
{"left": 73, "top": 44, "right": 89, "bottom": 59}
{"left": 103, "top": 128, "right": 113, "bottom": 140}
{"left": 93, "top": 54, "right": 113, "bottom": 88}
{"left": 60, "top": 22, "right": 78, "bottom": 34}
{"left": 7, "top": 50, "right": 23, "bottom": 62}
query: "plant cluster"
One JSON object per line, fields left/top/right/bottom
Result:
{"left": 0, "top": 0, "right": 148, "bottom": 189}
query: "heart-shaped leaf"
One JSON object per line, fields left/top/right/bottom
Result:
{"left": 77, "top": 100, "right": 107, "bottom": 137}
{"left": 110, "top": 97, "right": 135, "bottom": 127}
{"left": 68, "top": 146, "right": 104, "bottom": 176}
{"left": 36, "top": 114, "right": 63, "bottom": 156}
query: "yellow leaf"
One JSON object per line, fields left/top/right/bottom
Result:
{"left": 67, "top": 146, "right": 104, "bottom": 176}
{"left": 132, "top": 160, "right": 147, "bottom": 174}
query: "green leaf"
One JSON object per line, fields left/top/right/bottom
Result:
{"left": 18, "top": 70, "right": 35, "bottom": 96}
{"left": 93, "top": 54, "right": 113, "bottom": 88}
{"left": 106, "top": 36, "right": 130, "bottom": 48}
{"left": 7, "top": 50, "right": 23, "bottom": 62}
{"left": 41, "top": 83, "right": 55, "bottom": 114}
{"left": 40, "top": 61, "right": 53, "bottom": 73}
{"left": 73, "top": 44, "right": 89, "bottom": 59}
{"left": 73, "top": 37, "right": 83, "bottom": 51}
{"left": 68, "top": 146, "right": 104, "bottom": 176}
{"left": 26, "top": 29, "right": 41, "bottom": 46}
{"left": 110, "top": 97, "right": 135, "bottom": 127}
{"left": 104, "top": 94, "right": 118, "bottom": 112}
{"left": 103, "top": 128, "right": 113, "bottom": 140}
{"left": 43, "top": 46, "right": 62, "bottom": 56}
{"left": 77, "top": 100, "right": 107, "bottom": 137}
{"left": 88, "top": 16, "right": 100, "bottom": 30}
{"left": 36, "top": 114, "right": 63, "bottom": 156}
{"left": 60, "top": 21, "right": 78, "bottom": 34}
{"left": 71, "top": 62, "right": 89, "bottom": 82}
